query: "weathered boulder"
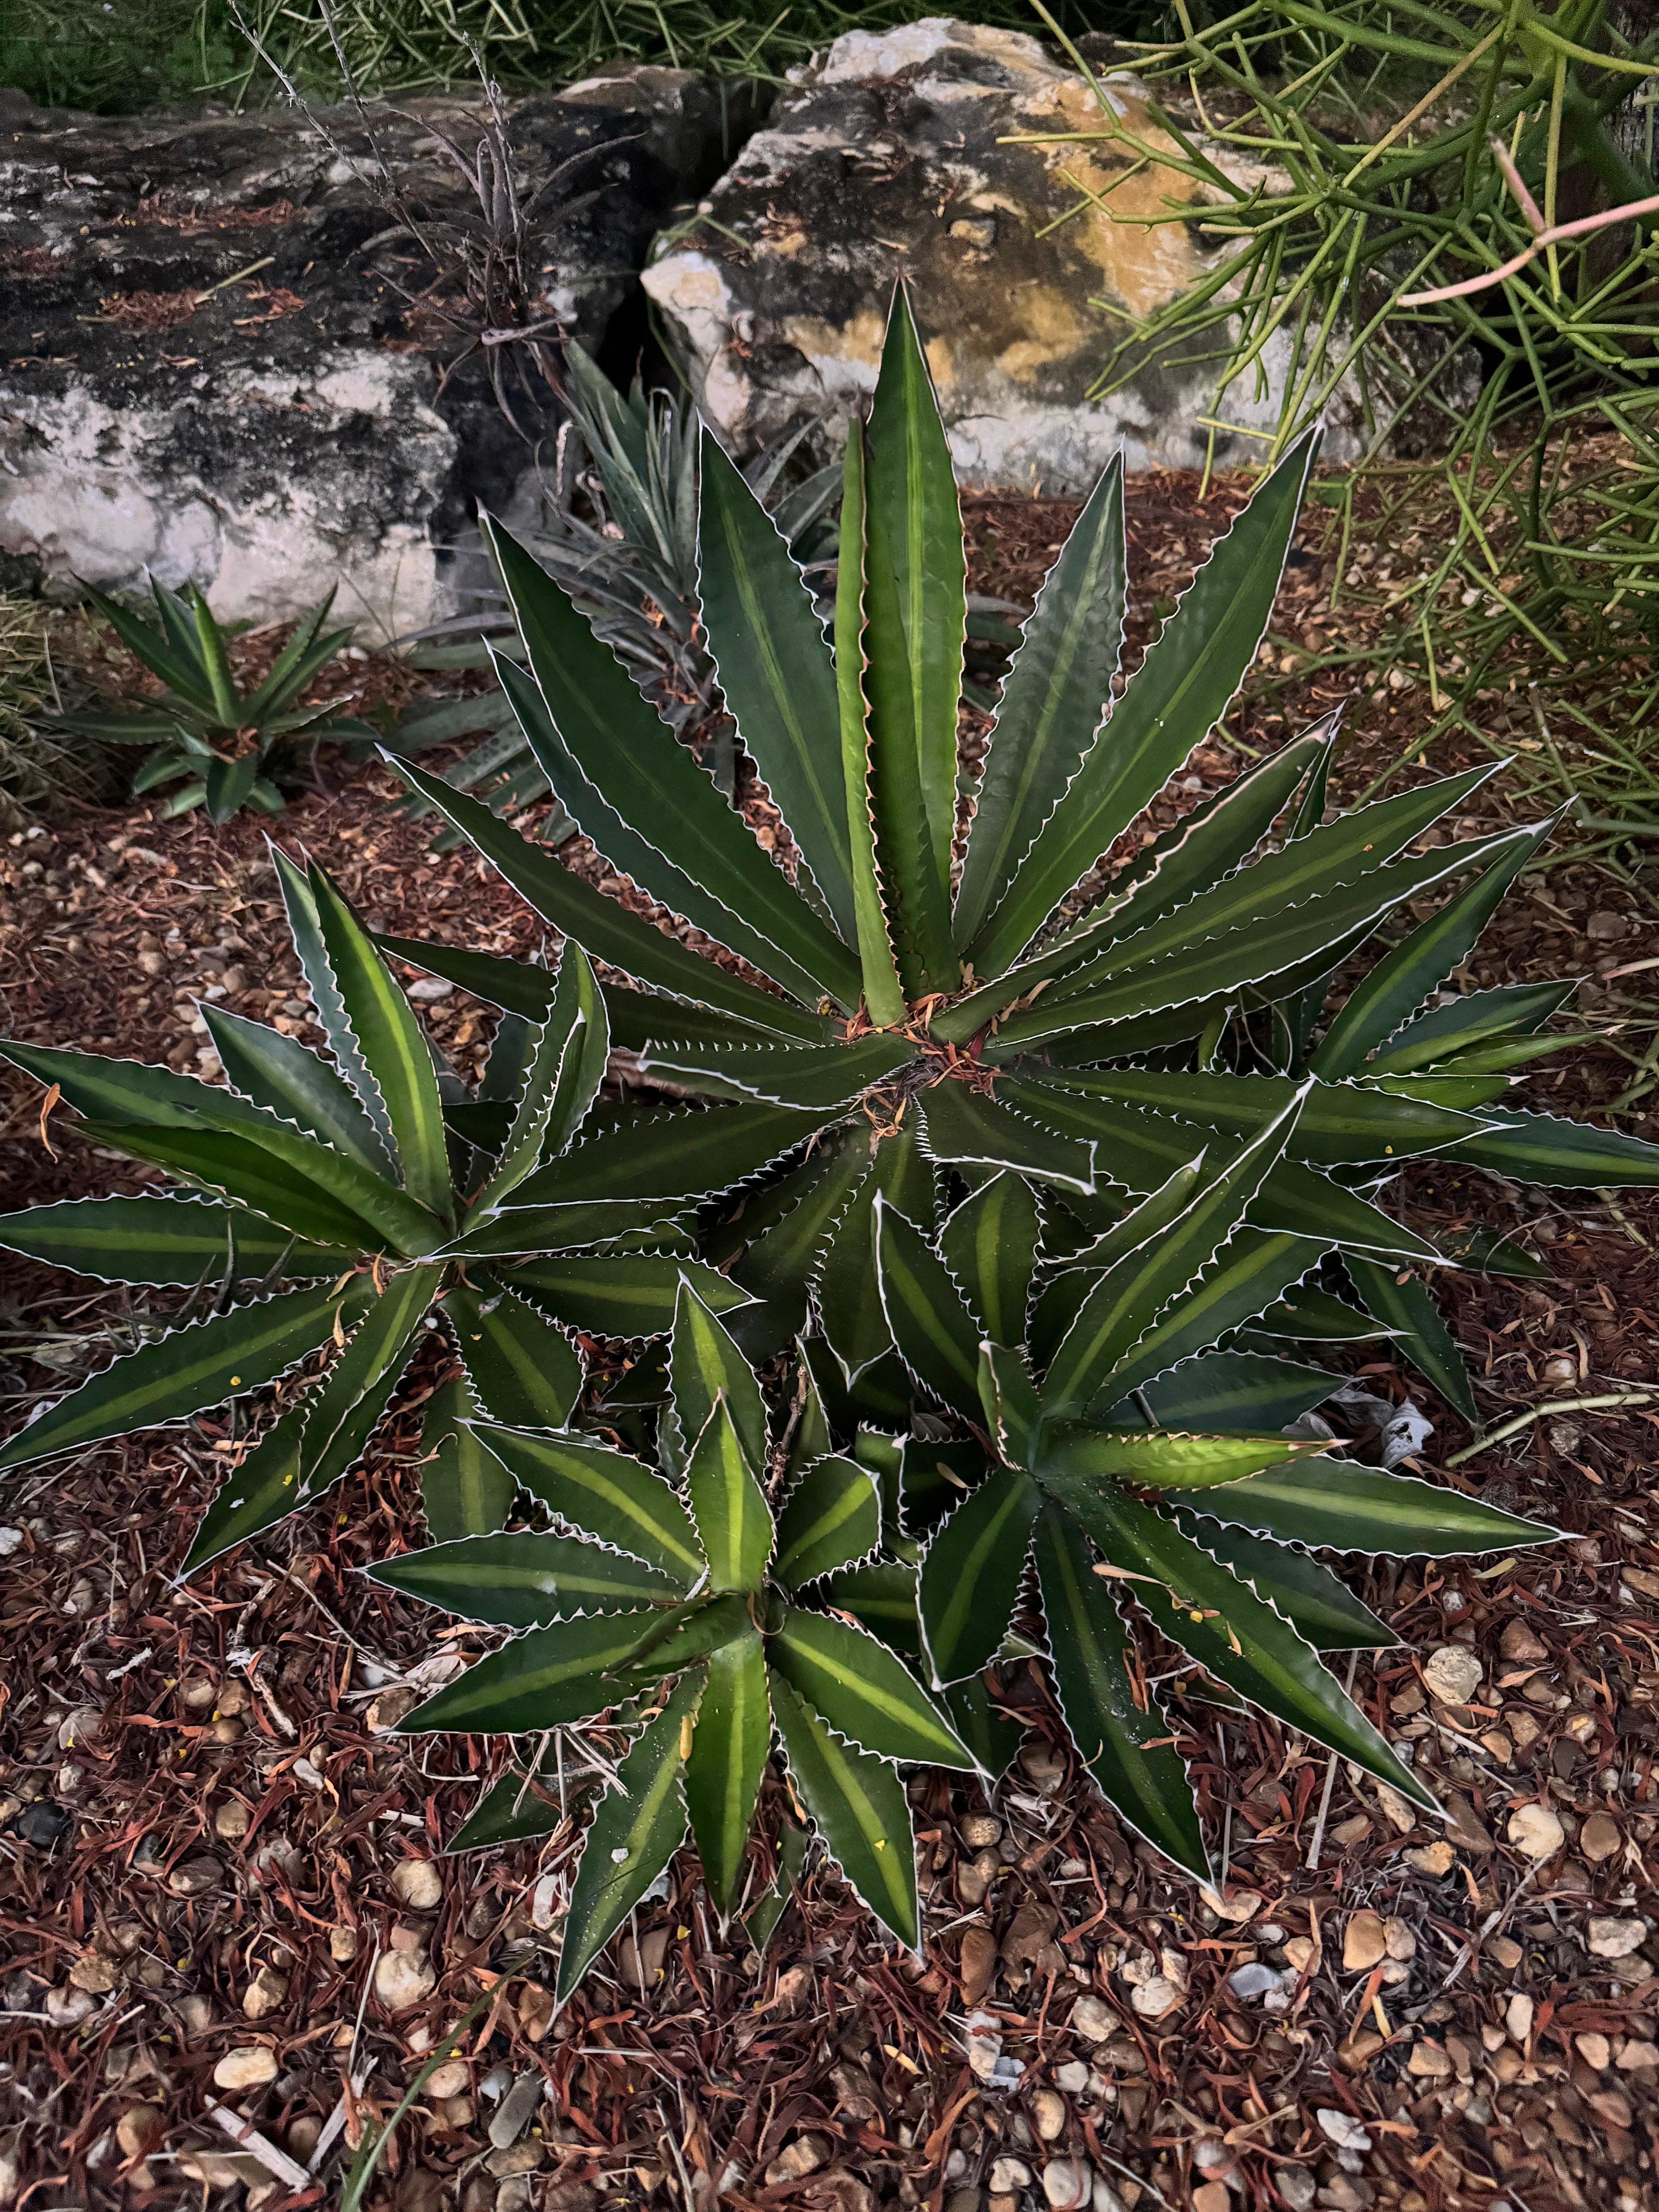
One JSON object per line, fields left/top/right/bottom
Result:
{"left": 0, "top": 70, "right": 755, "bottom": 632}
{"left": 642, "top": 18, "right": 1369, "bottom": 486}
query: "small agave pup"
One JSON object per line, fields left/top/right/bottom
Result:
{"left": 382, "top": 286, "right": 1659, "bottom": 1414}
{"left": 0, "top": 852, "right": 757, "bottom": 1559}
{"left": 369, "top": 1280, "right": 974, "bottom": 1996}
{"left": 61, "top": 582, "right": 378, "bottom": 824}
{"left": 868, "top": 1109, "right": 1557, "bottom": 1874}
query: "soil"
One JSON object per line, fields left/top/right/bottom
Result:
{"left": 1, "top": 474, "right": 1657, "bottom": 2212}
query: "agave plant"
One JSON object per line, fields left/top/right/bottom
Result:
{"left": 864, "top": 1110, "right": 1552, "bottom": 1872}
{"left": 370, "top": 1277, "right": 976, "bottom": 1993}
{"left": 382, "top": 287, "right": 1659, "bottom": 1417}
{"left": 62, "top": 583, "right": 376, "bottom": 823}
{"left": 0, "top": 853, "right": 758, "bottom": 1561}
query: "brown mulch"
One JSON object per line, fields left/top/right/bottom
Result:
{"left": 0, "top": 478, "right": 1657, "bottom": 2212}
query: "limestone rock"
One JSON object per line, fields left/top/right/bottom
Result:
{"left": 0, "top": 71, "right": 755, "bottom": 630}
{"left": 1422, "top": 1646, "right": 1482, "bottom": 1707}
{"left": 644, "top": 19, "right": 1407, "bottom": 489}
{"left": 1507, "top": 1803, "right": 1565, "bottom": 1861}
{"left": 213, "top": 2046, "right": 278, "bottom": 2090}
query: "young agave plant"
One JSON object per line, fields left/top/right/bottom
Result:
{"left": 62, "top": 582, "right": 376, "bottom": 823}
{"left": 371, "top": 1279, "right": 973, "bottom": 1996}
{"left": 383, "top": 287, "right": 1659, "bottom": 1413}
{"left": 866, "top": 1108, "right": 1555, "bottom": 1874}
{"left": 0, "top": 854, "right": 753, "bottom": 1562}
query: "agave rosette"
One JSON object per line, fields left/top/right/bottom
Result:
{"left": 369, "top": 1278, "right": 973, "bottom": 1991}
{"left": 379, "top": 290, "right": 1659, "bottom": 1414}
{"left": 861, "top": 1105, "right": 1556, "bottom": 1875}
{"left": 0, "top": 851, "right": 756, "bottom": 1562}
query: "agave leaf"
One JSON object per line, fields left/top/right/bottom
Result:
{"left": 684, "top": 1398, "right": 772, "bottom": 1594}
{"left": 816, "top": 1126, "right": 931, "bottom": 1381}
{"left": 773, "top": 1455, "right": 881, "bottom": 1588}
{"left": 181, "top": 1395, "right": 308, "bottom": 1573}
{"left": 1344, "top": 1254, "right": 1476, "bottom": 1420}
{"left": 1313, "top": 822, "right": 1556, "bottom": 1077}
{"left": 205, "top": 752, "right": 261, "bottom": 825}
{"left": 508, "top": 1252, "right": 749, "bottom": 1339}
{"left": 940, "top": 1172, "right": 1042, "bottom": 1345}
{"left": 743, "top": 1818, "right": 809, "bottom": 1955}
{"left": 1242, "top": 1280, "right": 1393, "bottom": 1343}
{"left": 1185, "top": 1456, "right": 1556, "bottom": 1554}
{"left": 269, "top": 847, "right": 399, "bottom": 1170}
{"left": 769, "top": 1671, "right": 919, "bottom": 1948}
{"left": 472, "top": 945, "right": 608, "bottom": 1213}
{"left": 670, "top": 1280, "right": 769, "bottom": 1474}
{"left": 976, "top": 1342, "right": 1042, "bottom": 1469}
{"left": 80, "top": 579, "right": 217, "bottom": 708}
{"left": 388, "top": 755, "right": 833, "bottom": 1043}
{"left": 1086, "top": 1229, "right": 1321, "bottom": 1414}
{"left": 375, "top": 934, "right": 559, "bottom": 1022}
{"left": 916, "top": 1083, "right": 1094, "bottom": 1195}
{"left": 1175, "top": 1514, "right": 1395, "bottom": 1650}
{"left": 367, "top": 1530, "right": 683, "bottom": 1625}
{"left": 874, "top": 1196, "right": 984, "bottom": 1421}
{"left": 0, "top": 1036, "right": 280, "bottom": 1138}
{"left": 419, "top": 1375, "right": 515, "bottom": 1539}
{"left": 1058, "top": 1482, "right": 1434, "bottom": 1810}
{"left": 486, "top": 517, "right": 860, "bottom": 1009}
{"left": 683, "top": 1629, "right": 771, "bottom": 1921}
{"left": 1246, "top": 1163, "right": 1441, "bottom": 1263}
{"left": 0, "top": 1276, "right": 365, "bottom": 1474}
{"left": 556, "top": 1672, "right": 702, "bottom": 2003}
{"left": 444, "top": 1279, "right": 583, "bottom": 1431}
{"left": 1042, "top": 760, "right": 1501, "bottom": 1012}
{"left": 1132, "top": 1349, "right": 1338, "bottom": 1430}
{"left": 1450, "top": 1108, "right": 1659, "bottom": 1187}
{"left": 825, "top": 1561, "right": 923, "bottom": 1660}
{"left": 472, "top": 1427, "right": 705, "bottom": 1586}
{"left": 303, "top": 864, "right": 453, "bottom": 1223}
{"left": 1032, "top": 1504, "right": 1209, "bottom": 1878}
{"left": 1023, "top": 1069, "right": 1486, "bottom": 1169}
{"left": 200, "top": 1004, "right": 390, "bottom": 1174}
{"left": 990, "top": 830, "right": 1526, "bottom": 1049}
{"left": 490, "top": 643, "right": 844, "bottom": 1011}
{"left": 955, "top": 725, "right": 1325, "bottom": 1024}
{"left": 80, "top": 1119, "right": 442, "bottom": 1259}
{"left": 634, "top": 1035, "right": 916, "bottom": 1112}
{"left": 397, "top": 1610, "right": 695, "bottom": 1736}
{"left": 512, "top": 1100, "right": 832, "bottom": 1209}
{"left": 833, "top": 417, "right": 907, "bottom": 1028}
{"left": 1043, "top": 1090, "right": 1305, "bottom": 1420}
{"left": 969, "top": 429, "right": 1318, "bottom": 975}
{"left": 861, "top": 288, "right": 964, "bottom": 997}
{"left": 772, "top": 1607, "right": 971, "bottom": 1767}
{"left": 292, "top": 1262, "right": 445, "bottom": 1505}
{"left": 698, "top": 433, "right": 855, "bottom": 939}
{"left": 445, "top": 1759, "right": 565, "bottom": 1854}
{"left": 0, "top": 1193, "right": 349, "bottom": 1286}
{"left": 941, "top": 1671, "right": 1027, "bottom": 1780}
{"left": 955, "top": 457, "right": 1126, "bottom": 952}
{"left": 785, "top": 1351, "right": 837, "bottom": 1480}
{"left": 918, "top": 1466, "right": 1041, "bottom": 1686}
{"left": 442, "top": 1199, "right": 689, "bottom": 1259}
{"left": 730, "top": 1128, "right": 871, "bottom": 1332}
{"left": 1368, "top": 980, "right": 1576, "bottom": 1075}
{"left": 1036, "top": 1426, "right": 1326, "bottom": 1487}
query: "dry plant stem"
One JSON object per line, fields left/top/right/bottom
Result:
{"left": 1443, "top": 1388, "right": 1657, "bottom": 1466}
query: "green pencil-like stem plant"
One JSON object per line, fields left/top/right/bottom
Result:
{"left": 62, "top": 582, "right": 377, "bottom": 823}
